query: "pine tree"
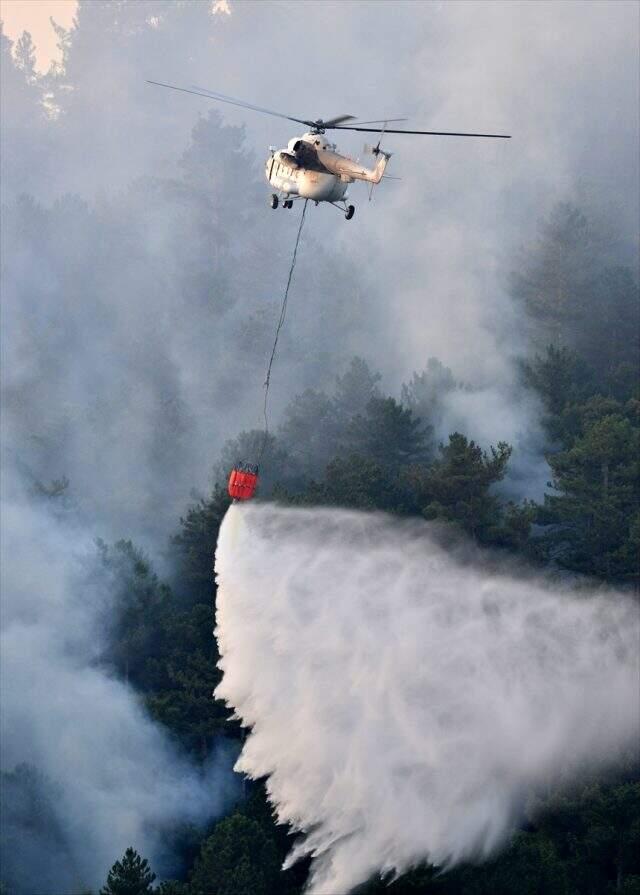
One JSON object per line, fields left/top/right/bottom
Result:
{"left": 98, "top": 539, "right": 172, "bottom": 686}
{"left": 190, "top": 814, "right": 281, "bottom": 895}
{"left": 170, "top": 485, "right": 231, "bottom": 607}
{"left": 512, "top": 202, "right": 604, "bottom": 349}
{"left": 408, "top": 433, "right": 512, "bottom": 541}
{"left": 100, "top": 848, "right": 156, "bottom": 895}
{"left": 400, "top": 357, "right": 458, "bottom": 427}
{"left": 333, "top": 357, "right": 381, "bottom": 425}
{"left": 541, "top": 412, "right": 639, "bottom": 581}
{"left": 521, "top": 345, "right": 595, "bottom": 425}
{"left": 277, "top": 388, "right": 339, "bottom": 479}
{"left": 345, "top": 396, "right": 430, "bottom": 473}
{"left": 13, "top": 31, "right": 37, "bottom": 81}
{"left": 302, "top": 453, "right": 409, "bottom": 513}
{"left": 145, "top": 603, "right": 234, "bottom": 757}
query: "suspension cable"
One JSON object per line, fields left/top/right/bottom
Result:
{"left": 259, "top": 199, "right": 309, "bottom": 462}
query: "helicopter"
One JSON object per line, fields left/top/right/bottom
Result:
{"left": 148, "top": 81, "right": 510, "bottom": 219}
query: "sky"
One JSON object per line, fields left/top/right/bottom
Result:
{"left": 0, "top": 0, "right": 77, "bottom": 70}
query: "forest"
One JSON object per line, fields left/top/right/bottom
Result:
{"left": 3, "top": 198, "right": 639, "bottom": 893}
{"left": 1, "top": 2, "right": 639, "bottom": 894}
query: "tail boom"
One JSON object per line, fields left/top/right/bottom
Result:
{"left": 316, "top": 147, "right": 392, "bottom": 185}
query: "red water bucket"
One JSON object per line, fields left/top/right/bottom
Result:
{"left": 228, "top": 464, "right": 259, "bottom": 501}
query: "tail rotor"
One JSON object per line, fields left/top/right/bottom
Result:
{"left": 363, "top": 121, "right": 391, "bottom": 201}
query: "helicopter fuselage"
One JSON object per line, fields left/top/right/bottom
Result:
{"left": 265, "top": 132, "right": 351, "bottom": 203}
{"left": 265, "top": 131, "right": 391, "bottom": 218}
{"left": 267, "top": 158, "right": 349, "bottom": 203}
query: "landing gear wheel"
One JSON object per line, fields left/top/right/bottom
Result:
{"left": 345, "top": 204, "right": 355, "bottom": 221}
{"left": 270, "top": 194, "right": 279, "bottom": 209}
{"left": 284, "top": 199, "right": 293, "bottom": 209}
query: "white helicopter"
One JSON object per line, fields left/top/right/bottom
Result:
{"left": 148, "top": 81, "right": 510, "bottom": 220}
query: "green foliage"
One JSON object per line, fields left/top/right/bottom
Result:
{"left": 516, "top": 200, "right": 639, "bottom": 403}
{"left": 273, "top": 357, "right": 384, "bottom": 483}
{"left": 7, "top": 6, "right": 637, "bottom": 893}
{"left": 534, "top": 781, "right": 640, "bottom": 895}
{"left": 189, "top": 814, "right": 281, "bottom": 895}
{"left": 277, "top": 388, "right": 339, "bottom": 479}
{"left": 346, "top": 396, "right": 431, "bottom": 473}
{"left": 100, "top": 847, "right": 155, "bottom": 895}
{"left": 170, "top": 486, "right": 230, "bottom": 607}
{"left": 555, "top": 394, "right": 633, "bottom": 450}
{"left": 401, "top": 357, "right": 458, "bottom": 428}
{"left": 540, "top": 412, "right": 639, "bottom": 581}
{"left": 513, "top": 203, "right": 592, "bottom": 331}
{"left": 98, "top": 539, "right": 173, "bottom": 685}
{"left": 58, "top": 190, "right": 640, "bottom": 894}
{"left": 577, "top": 266, "right": 640, "bottom": 392}
{"left": 333, "top": 356, "right": 382, "bottom": 424}
{"left": 302, "top": 453, "right": 410, "bottom": 512}
{"left": 235, "top": 782, "right": 307, "bottom": 894}
{"left": 155, "top": 882, "right": 189, "bottom": 895}
{"left": 405, "top": 433, "right": 513, "bottom": 542}
{"left": 144, "top": 601, "right": 233, "bottom": 756}
{"left": 457, "top": 834, "right": 571, "bottom": 895}
{"left": 521, "top": 346, "right": 595, "bottom": 438}
{"left": 491, "top": 499, "right": 537, "bottom": 550}
{"left": 98, "top": 510, "right": 237, "bottom": 753}
{"left": 13, "top": 30, "right": 37, "bottom": 80}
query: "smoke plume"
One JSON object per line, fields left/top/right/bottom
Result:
{"left": 215, "top": 503, "right": 639, "bottom": 895}
{"left": 0, "top": 479, "right": 241, "bottom": 892}
{"left": 2, "top": 2, "right": 637, "bottom": 890}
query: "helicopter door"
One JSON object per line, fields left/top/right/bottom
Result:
{"left": 269, "top": 157, "right": 276, "bottom": 181}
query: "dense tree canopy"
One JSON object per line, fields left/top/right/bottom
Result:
{"left": 405, "top": 433, "right": 512, "bottom": 541}
{"left": 4, "top": 194, "right": 638, "bottom": 891}
{"left": 82, "top": 206, "right": 636, "bottom": 889}
{"left": 2, "top": 13, "right": 638, "bottom": 887}
{"left": 189, "top": 815, "right": 281, "bottom": 895}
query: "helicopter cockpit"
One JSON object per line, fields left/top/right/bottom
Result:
{"left": 288, "top": 134, "right": 336, "bottom": 154}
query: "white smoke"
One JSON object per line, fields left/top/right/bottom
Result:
{"left": 215, "top": 503, "right": 639, "bottom": 895}
{"left": 0, "top": 483, "right": 241, "bottom": 891}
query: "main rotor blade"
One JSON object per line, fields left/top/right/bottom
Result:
{"left": 147, "top": 81, "right": 315, "bottom": 128}
{"left": 320, "top": 114, "right": 356, "bottom": 128}
{"left": 330, "top": 124, "right": 511, "bottom": 138}
{"left": 349, "top": 118, "right": 408, "bottom": 126}
{"left": 147, "top": 81, "right": 511, "bottom": 138}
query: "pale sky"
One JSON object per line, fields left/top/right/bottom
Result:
{"left": 1, "top": 0, "right": 78, "bottom": 71}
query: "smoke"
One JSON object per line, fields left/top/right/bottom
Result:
{"left": 1, "top": 2, "right": 637, "bottom": 890}
{"left": 207, "top": 0, "right": 637, "bottom": 500}
{"left": 2, "top": 1, "right": 637, "bottom": 522}
{"left": 0, "top": 478, "right": 241, "bottom": 892}
{"left": 215, "top": 503, "right": 639, "bottom": 895}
